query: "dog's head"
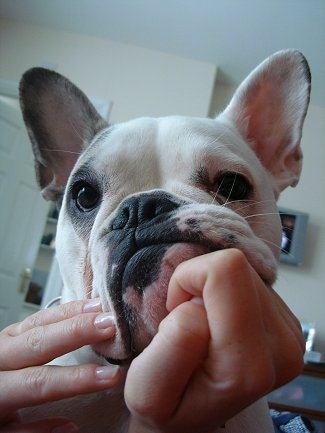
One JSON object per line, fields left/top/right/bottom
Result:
{"left": 20, "top": 50, "right": 310, "bottom": 364}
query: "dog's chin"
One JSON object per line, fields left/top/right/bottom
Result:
{"left": 92, "top": 242, "right": 212, "bottom": 365}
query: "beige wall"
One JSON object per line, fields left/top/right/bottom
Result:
{"left": 0, "top": 19, "right": 216, "bottom": 122}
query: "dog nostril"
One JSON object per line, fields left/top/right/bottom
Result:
{"left": 138, "top": 196, "right": 179, "bottom": 223}
{"left": 110, "top": 193, "right": 181, "bottom": 231}
{"left": 111, "top": 207, "right": 130, "bottom": 230}
{"left": 139, "top": 199, "right": 159, "bottom": 222}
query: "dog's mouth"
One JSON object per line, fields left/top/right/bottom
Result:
{"left": 92, "top": 224, "right": 213, "bottom": 365}
{"left": 108, "top": 242, "right": 212, "bottom": 364}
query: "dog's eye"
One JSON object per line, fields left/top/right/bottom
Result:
{"left": 72, "top": 182, "right": 100, "bottom": 212}
{"left": 214, "top": 173, "right": 251, "bottom": 202}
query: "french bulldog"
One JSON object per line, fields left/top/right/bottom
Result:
{"left": 19, "top": 49, "right": 310, "bottom": 432}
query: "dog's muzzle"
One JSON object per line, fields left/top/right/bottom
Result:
{"left": 94, "top": 191, "right": 211, "bottom": 363}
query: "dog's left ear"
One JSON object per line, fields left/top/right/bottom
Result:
{"left": 219, "top": 49, "right": 311, "bottom": 197}
{"left": 19, "top": 68, "right": 108, "bottom": 201}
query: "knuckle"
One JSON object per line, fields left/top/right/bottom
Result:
{"left": 25, "top": 327, "right": 44, "bottom": 355}
{"left": 25, "top": 311, "right": 43, "bottom": 329}
{"left": 66, "top": 315, "right": 88, "bottom": 338}
{"left": 2, "top": 320, "right": 24, "bottom": 337}
{"left": 224, "top": 247, "right": 247, "bottom": 265}
{"left": 23, "top": 365, "right": 92, "bottom": 400}
{"left": 17, "top": 310, "right": 45, "bottom": 334}
{"left": 1, "top": 322, "right": 17, "bottom": 336}
{"left": 63, "top": 299, "right": 88, "bottom": 317}
{"left": 24, "top": 366, "right": 49, "bottom": 397}
{"left": 214, "top": 248, "right": 249, "bottom": 277}
{"left": 70, "top": 364, "right": 91, "bottom": 383}
{"left": 58, "top": 301, "right": 81, "bottom": 320}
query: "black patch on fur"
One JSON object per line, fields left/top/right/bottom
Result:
{"left": 65, "top": 165, "right": 107, "bottom": 238}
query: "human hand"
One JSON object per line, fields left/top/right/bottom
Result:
{"left": 125, "top": 249, "right": 305, "bottom": 433}
{"left": 0, "top": 299, "right": 120, "bottom": 432}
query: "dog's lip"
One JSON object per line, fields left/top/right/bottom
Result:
{"left": 103, "top": 356, "right": 132, "bottom": 366}
{"left": 92, "top": 244, "right": 169, "bottom": 363}
{"left": 93, "top": 241, "right": 214, "bottom": 363}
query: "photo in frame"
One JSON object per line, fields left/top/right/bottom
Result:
{"left": 278, "top": 207, "right": 309, "bottom": 265}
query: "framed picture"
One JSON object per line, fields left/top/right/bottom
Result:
{"left": 278, "top": 207, "right": 309, "bottom": 265}
{"left": 301, "top": 322, "right": 316, "bottom": 352}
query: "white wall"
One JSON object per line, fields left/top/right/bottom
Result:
{"left": 212, "top": 82, "right": 325, "bottom": 357}
{"left": 0, "top": 19, "right": 216, "bottom": 122}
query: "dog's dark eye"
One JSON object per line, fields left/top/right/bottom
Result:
{"left": 72, "top": 182, "right": 101, "bottom": 212}
{"left": 213, "top": 173, "right": 251, "bottom": 202}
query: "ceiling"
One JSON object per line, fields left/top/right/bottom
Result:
{"left": 1, "top": 0, "right": 324, "bottom": 106}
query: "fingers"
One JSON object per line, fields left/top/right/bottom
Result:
{"left": 0, "top": 300, "right": 115, "bottom": 370}
{"left": 169, "top": 249, "right": 304, "bottom": 387}
{"left": 0, "top": 363, "right": 120, "bottom": 415}
{"left": 169, "top": 249, "right": 304, "bottom": 367}
{"left": 0, "top": 299, "right": 121, "bottom": 421}
{"left": 165, "top": 250, "right": 275, "bottom": 427}
{"left": 6, "top": 299, "right": 101, "bottom": 336}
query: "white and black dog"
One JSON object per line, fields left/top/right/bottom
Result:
{"left": 19, "top": 49, "right": 310, "bottom": 432}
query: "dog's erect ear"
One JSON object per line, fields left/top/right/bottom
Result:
{"left": 219, "top": 49, "right": 311, "bottom": 198}
{"left": 19, "top": 68, "right": 108, "bottom": 201}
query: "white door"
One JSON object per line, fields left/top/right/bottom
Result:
{"left": 0, "top": 97, "right": 50, "bottom": 329}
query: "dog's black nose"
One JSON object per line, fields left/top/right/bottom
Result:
{"left": 110, "top": 192, "right": 182, "bottom": 230}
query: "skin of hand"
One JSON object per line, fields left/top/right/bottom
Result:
{"left": 0, "top": 299, "right": 120, "bottom": 433}
{"left": 125, "top": 249, "right": 305, "bottom": 433}
{"left": 0, "top": 249, "right": 305, "bottom": 433}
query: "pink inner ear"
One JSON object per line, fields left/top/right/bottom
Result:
{"left": 242, "top": 79, "right": 291, "bottom": 169}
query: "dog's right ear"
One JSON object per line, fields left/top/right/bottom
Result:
{"left": 19, "top": 68, "right": 108, "bottom": 202}
{"left": 218, "top": 50, "right": 311, "bottom": 198}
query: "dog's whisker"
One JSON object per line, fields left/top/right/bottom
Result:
{"left": 207, "top": 131, "right": 229, "bottom": 146}
{"left": 38, "top": 148, "right": 82, "bottom": 155}
{"left": 236, "top": 199, "right": 277, "bottom": 211}
{"left": 222, "top": 199, "right": 259, "bottom": 212}
{"left": 210, "top": 192, "right": 218, "bottom": 205}
{"left": 244, "top": 211, "right": 281, "bottom": 220}
{"left": 68, "top": 117, "right": 86, "bottom": 142}
{"left": 222, "top": 198, "right": 278, "bottom": 210}
{"left": 257, "top": 236, "right": 282, "bottom": 253}
{"left": 225, "top": 173, "right": 237, "bottom": 207}
{"left": 259, "top": 235, "right": 297, "bottom": 261}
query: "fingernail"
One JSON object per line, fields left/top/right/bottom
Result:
{"left": 96, "top": 365, "right": 120, "bottom": 381}
{"left": 83, "top": 297, "right": 101, "bottom": 313}
{"left": 94, "top": 312, "right": 115, "bottom": 329}
{"left": 52, "top": 422, "right": 78, "bottom": 433}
